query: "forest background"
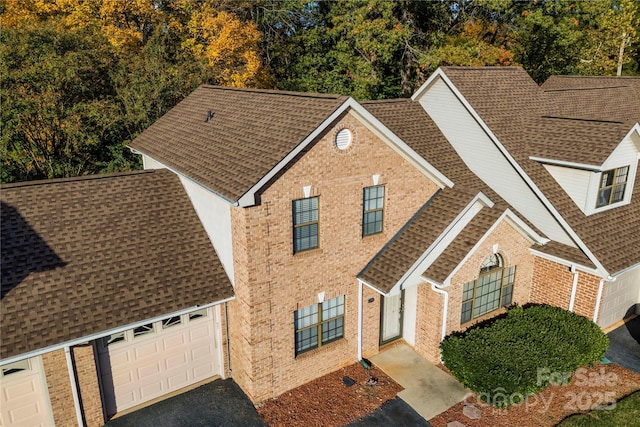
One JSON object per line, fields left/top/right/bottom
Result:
{"left": 2, "top": 0, "right": 639, "bottom": 183}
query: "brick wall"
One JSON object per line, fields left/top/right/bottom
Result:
{"left": 530, "top": 256, "right": 603, "bottom": 320}
{"left": 73, "top": 344, "right": 103, "bottom": 427}
{"left": 414, "top": 218, "right": 536, "bottom": 364}
{"left": 42, "top": 349, "right": 77, "bottom": 426}
{"left": 42, "top": 345, "right": 105, "bottom": 427}
{"left": 229, "top": 112, "right": 439, "bottom": 401}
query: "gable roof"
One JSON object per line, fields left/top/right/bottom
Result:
{"left": 1, "top": 170, "right": 233, "bottom": 360}
{"left": 128, "top": 85, "right": 349, "bottom": 203}
{"left": 358, "top": 99, "right": 550, "bottom": 292}
{"left": 438, "top": 67, "right": 640, "bottom": 275}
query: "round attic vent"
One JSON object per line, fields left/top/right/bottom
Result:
{"left": 335, "top": 128, "right": 352, "bottom": 150}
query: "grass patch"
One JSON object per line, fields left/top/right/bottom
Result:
{"left": 440, "top": 304, "right": 608, "bottom": 406}
{"left": 556, "top": 390, "right": 640, "bottom": 426}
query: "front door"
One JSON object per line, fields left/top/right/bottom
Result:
{"left": 380, "top": 290, "right": 404, "bottom": 345}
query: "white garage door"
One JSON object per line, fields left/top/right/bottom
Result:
{"left": 98, "top": 307, "right": 222, "bottom": 416}
{"left": 0, "top": 356, "right": 54, "bottom": 427}
{"left": 598, "top": 267, "right": 640, "bottom": 328}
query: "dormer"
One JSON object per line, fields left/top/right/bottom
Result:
{"left": 532, "top": 125, "right": 640, "bottom": 216}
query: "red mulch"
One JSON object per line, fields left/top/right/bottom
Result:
{"left": 257, "top": 363, "right": 403, "bottom": 427}
{"left": 429, "top": 363, "right": 640, "bottom": 427}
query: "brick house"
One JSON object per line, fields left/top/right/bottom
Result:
{"left": 1, "top": 67, "right": 638, "bottom": 426}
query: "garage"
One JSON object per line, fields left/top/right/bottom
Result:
{"left": 0, "top": 356, "right": 54, "bottom": 427}
{"left": 98, "top": 307, "right": 224, "bottom": 416}
{"left": 599, "top": 266, "right": 640, "bottom": 328}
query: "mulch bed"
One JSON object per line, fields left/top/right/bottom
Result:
{"left": 429, "top": 363, "right": 640, "bottom": 427}
{"left": 257, "top": 363, "right": 403, "bottom": 427}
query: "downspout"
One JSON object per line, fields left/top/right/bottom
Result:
{"left": 357, "top": 280, "right": 363, "bottom": 361}
{"left": 593, "top": 277, "right": 612, "bottom": 323}
{"left": 64, "top": 346, "right": 85, "bottom": 427}
{"left": 568, "top": 265, "right": 579, "bottom": 312}
{"left": 430, "top": 282, "right": 449, "bottom": 341}
{"left": 224, "top": 302, "right": 232, "bottom": 376}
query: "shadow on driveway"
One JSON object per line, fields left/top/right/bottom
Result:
{"left": 606, "top": 316, "right": 640, "bottom": 373}
{"left": 103, "top": 379, "right": 266, "bottom": 427}
{"left": 346, "top": 397, "right": 432, "bottom": 427}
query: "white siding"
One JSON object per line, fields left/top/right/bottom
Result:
{"left": 598, "top": 266, "right": 640, "bottom": 328}
{"left": 544, "top": 165, "right": 591, "bottom": 210}
{"left": 585, "top": 134, "right": 640, "bottom": 214}
{"left": 419, "top": 78, "right": 574, "bottom": 246}
{"left": 178, "top": 176, "right": 235, "bottom": 285}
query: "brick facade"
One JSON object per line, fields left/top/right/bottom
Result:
{"left": 229, "top": 112, "right": 439, "bottom": 401}
{"left": 530, "top": 256, "right": 603, "bottom": 321}
{"left": 414, "top": 219, "right": 536, "bottom": 364}
{"left": 73, "top": 344, "right": 104, "bottom": 427}
{"left": 42, "top": 349, "right": 77, "bottom": 426}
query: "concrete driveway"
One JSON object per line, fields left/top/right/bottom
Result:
{"left": 606, "top": 316, "right": 640, "bottom": 373}
{"left": 103, "top": 379, "right": 266, "bottom": 427}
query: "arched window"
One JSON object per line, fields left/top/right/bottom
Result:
{"left": 461, "top": 253, "right": 516, "bottom": 323}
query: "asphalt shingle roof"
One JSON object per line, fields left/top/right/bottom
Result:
{"left": 129, "top": 85, "right": 348, "bottom": 202}
{"left": 1, "top": 170, "right": 233, "bottom": 359}
{"left": 443, "top": 67, "right": 640, "bottom": 274}
{"left": 359, "top": 99, "right": 544, "bottom": 292}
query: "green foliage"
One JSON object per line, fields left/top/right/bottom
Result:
{"left": 440, "top": 304, "right": 609, "bottom": 406}
{"left": 557, "top": 390, "right": 640, "bottom": 426}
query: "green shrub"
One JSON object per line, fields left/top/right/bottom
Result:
{"left": 440, "top": 304, "right": 609, "bottom": 406}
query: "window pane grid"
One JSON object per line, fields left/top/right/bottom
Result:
{"left": 363, "top": 186, "right": 384, "bottom": 236}
{"left": 294, "top": 296, "right": 344, "bottom": 356}
{"left": 597, "top": 166, "right": 629, "bottom": 207}
{"left": 293, "top": 197, "right": 319, "bottom": 253}
{"left": 461, "top": 255, "right": 517, "bottom": 323}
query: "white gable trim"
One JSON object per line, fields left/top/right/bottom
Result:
{"left": 414, "top": 69, "right": 610, "bottom": 277}
{"left": 434, "top": 209, "right": 549, "bottom": 285}
{"left": 529, "top": 248, "right": 600, "bottom": 276}
{"left": 386, "top": 192, "right": 494, "bottom": 295}
{"left": 237, "top": 98, "right": 453, "bottom": 207}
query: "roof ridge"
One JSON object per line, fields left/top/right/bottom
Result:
{"left": 360, "top": 98, "right": 412, "bottom": 105}
{"left": 541, "top": 115, "right": 624, "bottom": 124}
{"left": 544, "top": 86, "right": 631, "bottom": 92}
{"left": 0, "top": 170, "right": 156, "bottom": 189}
{"left": 199, "top": 84, "right": 347, "bottom": 100}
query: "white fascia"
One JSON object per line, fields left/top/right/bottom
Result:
{"left": 237, "top": 98, "right": 453, "bottom": 207}
{"left": 0, "top": 296, "right": 235, "bottom": 366}
{"left": 608, "top": 261, "right": 640, "bottom": 279}
{"left": 386, "top": 192, "right": 494, "bottom": 295}
{"left": 529, "top": 248, "right": 600, "bottom": 276}
{"left": 347, "top": 101, "right": 453, "bottom": 189}
{"left": 436, "top": 209, "right": 549, "bottom": 285}
{"left": 415, "top": 69, "right": 610, "bottom": 277}
{"left": 528, "top": 157, "right": 601, "bottom": 172}
{"left": 128, "top": 149, "right": 239, "bottom": 206}
{"left": 358, "top": 278, "right": 387, "bottom": 296}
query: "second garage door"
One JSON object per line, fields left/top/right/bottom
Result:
{"left": 598, "top": 267, "right": 640, "bottom": 329}
{"left": 98, "top": 307, "right": 223, "bottom": 416}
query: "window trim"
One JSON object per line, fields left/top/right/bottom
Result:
{"left": 596, "top": 165, "right": 629, "bottom": 208}
{"left": 362, "top": 185, "right": 385, "bottom": 237}
{"left": 461, "top": 254, "right": 516, "bottom": 324}
{"left": 292, "top": 196, "right": 320, "bottom": 254}
{"left": 294, "top": 296, "right": 345, "bottom": 356}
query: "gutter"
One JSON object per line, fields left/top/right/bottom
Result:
{"left": 429, "top": 281, "right": 450, "bottom": 341}
{"left": 1, "top": 297, "right": 236, "bottom": 366}
{"left": 568, "top": 265, "right": 579, "bottom": 312}
{"left": 65, "top": 346, "right": 84, "bottom": 427}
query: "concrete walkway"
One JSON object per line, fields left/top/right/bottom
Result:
{"left": 370, "top": 343, "right": 470, "bottom": 421}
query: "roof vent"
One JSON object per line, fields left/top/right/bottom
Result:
{"left": 335, "top": 128, "right": 352, "bottom": 150}
{"left": 205, "top": 110, "right": 214, "bottom": 122}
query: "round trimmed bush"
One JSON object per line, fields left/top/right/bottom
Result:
{"left": 440, "top": 304, "right": 609, "bottom": 406}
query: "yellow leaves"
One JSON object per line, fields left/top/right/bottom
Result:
{"left": 99, "top": 0, "right": 156, "bottom": 52}
{"left": 183, "top": 8, "right": 265, "bottom": 87}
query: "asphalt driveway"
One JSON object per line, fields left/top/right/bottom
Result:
{"left": 103, "top": 379, "right": 266, "bottom": 427}
{"left": 606, "top": 316, "right": 640, "bottom": 373}
{"left": 346, "top": 397, "right": 432, "bottom": 426}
